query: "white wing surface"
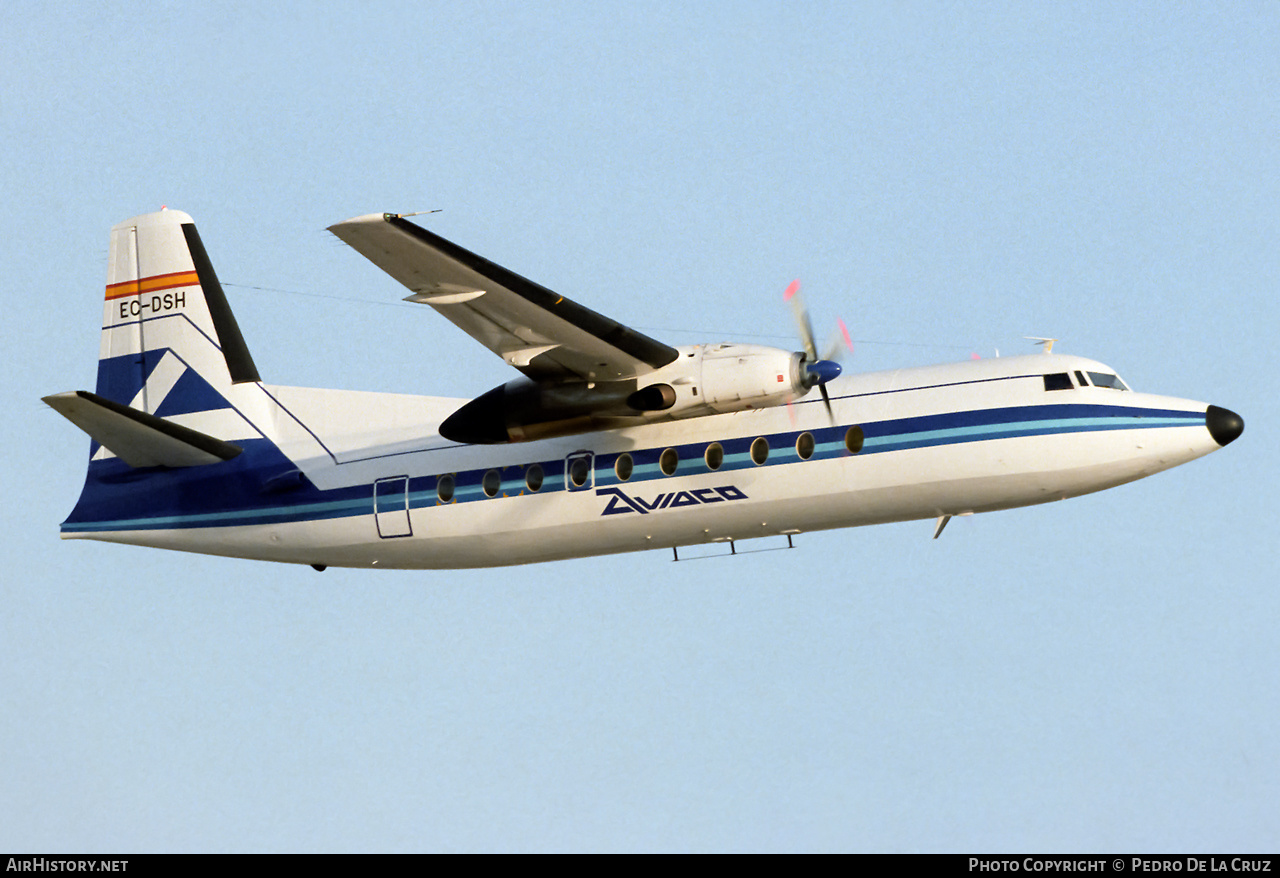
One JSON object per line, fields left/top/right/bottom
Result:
{"left": 329, "top": 214, "right": 678, "bottom": 382}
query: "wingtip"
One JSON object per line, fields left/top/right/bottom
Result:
{"left": 41, "top": 391, "right": 82, "bottom": 410}
{"left": 326, "top": 213, "right": 392, "bottom": 233}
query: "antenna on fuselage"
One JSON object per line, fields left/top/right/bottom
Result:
{"left": 1024, "top": 336, "right": 1057, "bottom": 354}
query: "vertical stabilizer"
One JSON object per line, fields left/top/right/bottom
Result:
{"left": 49, "top": 210, "right": 303, "bottom": 539}
{"left": 95, "top": 209, "right": 264, "bottom": 444}
{"left": 99, "top": 209, "right": 259, "bottom": 404}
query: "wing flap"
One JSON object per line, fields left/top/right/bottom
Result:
{"left": 44, "top": 391, "right": 242, "bottom": 468}
{"left": 328, "top": 213, "right": 678, "bottom": 382}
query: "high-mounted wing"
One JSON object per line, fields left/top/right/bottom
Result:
{"left": 329, "top": 214, "right": 679, "bottom": 382}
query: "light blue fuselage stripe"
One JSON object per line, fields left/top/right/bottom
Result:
{"left": 64, "top": 406, "right": 1203, "bottom": 532}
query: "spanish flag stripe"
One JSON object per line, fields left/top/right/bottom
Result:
{"left": 105, "top": 270, "right": 201, "bottom": 300}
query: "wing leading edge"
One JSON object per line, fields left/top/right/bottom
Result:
{"left": 328, "top": 213, "right": 678, "bottom": 383}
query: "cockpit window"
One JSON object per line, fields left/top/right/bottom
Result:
{"left": 1087, "top": 371, "right": 1129, "bottom": 390}
{"left": 1043, "top": 373, "right": 1073, "bottom": 391}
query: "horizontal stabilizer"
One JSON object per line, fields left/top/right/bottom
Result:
{"left": 43, "top": 391, "right": 242, "bottom": 468}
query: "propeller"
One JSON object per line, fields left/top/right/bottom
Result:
{"left": 784, "top": 279, "right": 848, "bottom": 422}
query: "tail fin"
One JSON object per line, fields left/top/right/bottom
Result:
{"left": 49, "top": 211, "right": 321, "bottom": 540}
{"left": 64, "top": 209, "right": 275, "bottom": 459}
{"left": 50, "top": 209, "right": 273, "bottom": 470}
{"left": 97, "top": 208, "right": 259, "bottom": 411}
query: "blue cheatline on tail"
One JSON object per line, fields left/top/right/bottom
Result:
{"left": 45, "top": 209, "right": 304, "bottom": 532}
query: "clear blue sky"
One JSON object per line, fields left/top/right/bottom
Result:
{"left": 2, "top": 1, "right": 1275, "bottom": 852}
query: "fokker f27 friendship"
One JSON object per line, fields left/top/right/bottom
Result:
{"left": 45, "top": 209, "right": 1244, "bottom": 569}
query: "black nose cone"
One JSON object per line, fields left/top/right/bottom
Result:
{"left": 1206, "top": 405, "right": 1244, "bottom": 447}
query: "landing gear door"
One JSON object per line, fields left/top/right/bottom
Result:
{"left": 374, "top": 476, "right": 412, "bottom": 538}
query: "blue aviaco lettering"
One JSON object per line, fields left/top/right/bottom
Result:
{"left": 597, "top": 485, "right": 747, "bottom": 515}
{"left": 118, "top": 291, "right": 186, "bottom": 319}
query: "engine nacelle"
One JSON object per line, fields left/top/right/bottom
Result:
{"left": 438, "top": 344, "right": 830, "bottom": 444}
{"left": 696, "top": 344, "right": 809, "bottom": 413}
{"left": 439, "top": 378, "right": 638, "bottom": 444}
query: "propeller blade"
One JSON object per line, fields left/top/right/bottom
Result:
{"left": 784, "top": 279, "right": 843, "bottom": 426}
{"left": 822, "top": 317, "right": 854, "bottom": 362}
{"left": 785, "top": 279, "right": 819, "bottom": 362}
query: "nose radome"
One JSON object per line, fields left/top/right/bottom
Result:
{"left": 1206, "top": 405, "right": 1244, "bottom": 447}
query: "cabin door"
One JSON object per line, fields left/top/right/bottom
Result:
{"left": 374, "top": 476, "right": 412, "bottom": 538}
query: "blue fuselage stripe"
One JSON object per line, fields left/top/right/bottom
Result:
{"left": 62, "top": 404, "right": 1204, "bottom": 533}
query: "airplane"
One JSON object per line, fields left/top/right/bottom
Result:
{"left": 44, "top": 208, "right": 1244, "bottom": 570}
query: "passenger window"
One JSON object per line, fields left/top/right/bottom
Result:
{"left": 614, "top": 453, "right": 633, "bottom": 482}
{"left": 796, "top": 432, "right": 815, "bottom": 460}
{"left": 565, "top": 452, "right": 594, "bottom": 490}
{"left": 1043, "top": 373, "right": 1073, "bottom": 391}
{"left": 750, "top": 437, "right": 769, "bottom": 465}
{"left": 845, "top": 426, "right": 864, "bottom": 454}
{"left": 525, "top": 463, "right": 544, "bottom": 493}
{"left": 704, "top": 443, "right": 723, "bottom": 471}
{"left": 482, "top": 469, "right": 502, "bottom": 498}
{"left": 659, "top": 447, "right": 679, "bottom": 476}
{"left": 436, "top": 474, "right": 455, "bottom": 503}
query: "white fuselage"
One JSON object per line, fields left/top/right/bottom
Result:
{"left": 67, "top": 353, "right": 1223, "bottom": 569}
